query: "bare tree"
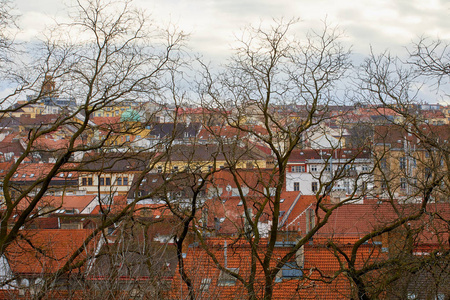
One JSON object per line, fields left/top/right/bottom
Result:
{"left": 167, "top": 19, "right": 363, "bottom": 300}
{"left": 0, "top": 0, "right": 187, "bottom": 296}
{"left": 317, "top": 39, "right": 450, "bottom": 300}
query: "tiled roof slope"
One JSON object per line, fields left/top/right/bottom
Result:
{"left": 286, "top": 203, "right": 450, "bottom": 246}
{"left": 168, "top": 240, "right": 384, "bottom": 299}
{"left": 5, "top": 229, "right": 97, "bottom": 275}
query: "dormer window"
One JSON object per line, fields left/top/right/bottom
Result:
{"left": 218, "top": 268, "right": 239, "bottom": 286}
{"left": 281, "top": 262, "right": 302, "bottom": 279}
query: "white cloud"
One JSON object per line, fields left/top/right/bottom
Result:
{"left": 10, "top": 0, "right": 450, "bottom": 62}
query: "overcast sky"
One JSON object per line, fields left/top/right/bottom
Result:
{"left": 14, "top": 0, "right": 450, "bottom": 58}
{"left": 12, "top": 0, "right": 450, "bottom": 103}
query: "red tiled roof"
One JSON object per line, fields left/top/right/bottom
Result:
{"left": 207, "top": 169, "right": 279, "bottom": 194}
{"left": 198, "top": 125, "right": 269, "bottom": 140}
{"left": 5, "top": 229, "right": 97, "bottom": 275}
{"left": 90, "top": 116, "right": 121, "bottom": 125}
{"left": 90, "top": 195, "right": 173, "bottom": 218}
{"left": 9, "top": 163, "right": 79, "bottom": 183}
{"left": 286, "top": 202, "right": 450, "bottom": 245}
{"left": 40, "top": 194, "right": 97, "bottom": 212}
{"left": 168, "top": 239, "right": 384, "bottom": 299}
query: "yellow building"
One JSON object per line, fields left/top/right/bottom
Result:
{"left": 78, "top": 154, "right": 147, "bottom": 196}
{"left": 373, "top": 125, "right": 449, "bottom": 201}
{"left": 154, "top": 144, "right": 270, "bottom": 173}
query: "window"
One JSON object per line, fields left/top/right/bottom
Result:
{"left": 436, "top": 293, "right": 445, "bottom": 300}
{"left": 123, "top": 177, "right": 128, "bottom": 186}
{"left": 281, "top": 262, "right": 302, "bottom": 279}
{"left": 362, "top": 165, "right": 369, "bottom": 172}
{"left": 105, "top": 177, "right": 111, "bottom": 185}
{"left": 344, "top": 181, "right": 350, "bottom": 193}
{"left": 117, "top": 177, "right": 122, "bottom": 185}
{"left": 291, "top": 165, "right": 305, "bottom": 173}
{"left": 361, "top": 182, "right": 368, "bottom": 191}
{"left": 407, "top": 293, "right": 417, "bottom": 300}
{"left": 324, "top": 164, "right": 331, "bottom": 172}
{"left": 200, "top": 278, "right": 211, "bottom": 292}
{"left": 99, "top": 177, "right": 104, "bottom": 186}
{"left": 88, "top": 178, "right": 93, "bottom": 186}
{"left": 380, "top": 158, "right": 387, "bottom": 170}
{"left": 399, "top": 157, "right": 406, "bottom": 170}
{"left": 157, "top": 166, "right": 162, "bottom": 173}
{"left": 310, "top": 165, "right": 317, "bottom": 172}
{"left": 293, "top": 182, "right": 300, "bottom": 191}
{"left": 218, "top": 268, "right": 239, "bottom": 286}
{"left": 311, "top": 182, "right": 318, "bottom": 193}
{"left": 400, "top": 178, "right": 407, "bottom": 189}
{"left": 173, "top": 166, "right": 179, "bottom": 172}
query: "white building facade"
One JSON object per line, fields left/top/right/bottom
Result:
{"left": 286, "top": 149, "right": 374, "bottom": 202}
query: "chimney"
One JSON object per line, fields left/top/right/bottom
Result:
{"left": 42, "top": 75, "right": 56, "bottom": 97}
{"left": 224, "top": 241, "right": 227, "bottom": 268}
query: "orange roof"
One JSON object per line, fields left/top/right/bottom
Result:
{"left": 33, "top": 135, "right": 83, "bottom": 151}
{"left": 168, "top": 239, "right": 383, "bottom": 299}
{"left": 40, "top": 194, "right": 97, "bottom": 212}
{"left": 286, "top": 202, "right": 450, "bottom": 244}
{"left": 90, "top": 195, "right": 173, "bottom": 218}
{"left": 9, "top": 163, "right": 79, "bottom": 183}
{"left": 5, "top": 229, "right": 97, "bottom": 275}
{"left": 90, "top": 116, "right": 121, "bottom": 125}
{"left": 198, "top": 125, "right": 269, "bottom": 140}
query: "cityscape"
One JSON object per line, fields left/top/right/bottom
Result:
{"left": 0, "top": 0, "right": 449, "bottom": 299}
